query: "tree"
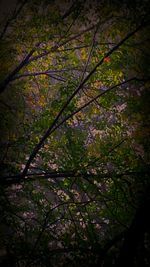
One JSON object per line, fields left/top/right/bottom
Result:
{"left": 0, "top": 0, "right": 150, "bottom": 266}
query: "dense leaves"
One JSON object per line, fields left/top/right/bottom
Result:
{"left": 0, "top": 0, "right": 150, "bottom": 266}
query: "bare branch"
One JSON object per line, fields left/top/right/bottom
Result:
{"left": 12, "top": 71, "right": 66, "bottom": 82}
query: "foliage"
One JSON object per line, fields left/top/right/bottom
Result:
{"left": 0, "top": 0, "right": 150, "bottom": 266}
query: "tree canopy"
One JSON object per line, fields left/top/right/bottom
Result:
{"left": 0, "top": 0, "right": 150, "bottom": 266}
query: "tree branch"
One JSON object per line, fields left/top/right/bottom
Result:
{"left": 0, "top": 0, "right": 28, "bottom": 40}
{"left": 21, "top": 22, "right": 147, "bottom": 178}
{"left": 1, "top": 169, "right": 149, "bottom": 186}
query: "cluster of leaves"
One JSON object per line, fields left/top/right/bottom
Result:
{"left": 0, "top": 0, "right": 150, "bottom": 266}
